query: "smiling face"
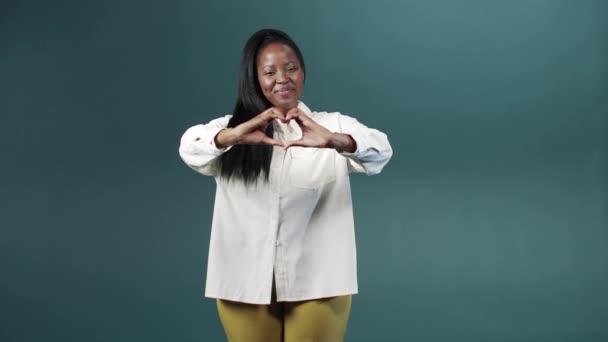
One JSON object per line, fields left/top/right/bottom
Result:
{"left": 257, "top": 42, "right": 305, "bottom": 112}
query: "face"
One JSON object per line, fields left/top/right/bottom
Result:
{"left": 257, "top": 43, "right": 305, "bottom": 112}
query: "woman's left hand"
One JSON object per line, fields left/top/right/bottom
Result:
{"left": 283, "top": 108, "right": 357, "bottom": 153}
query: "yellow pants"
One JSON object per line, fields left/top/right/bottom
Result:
{"left": 216, "top": 285, "right": 352, "bottom": 342}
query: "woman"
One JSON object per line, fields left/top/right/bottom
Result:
{"left": 179, "top": 29, "right": 392, "bottom": 342}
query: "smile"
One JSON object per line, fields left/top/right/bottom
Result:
{"left": 275, "top": 88, "right": 294, "bottom": 95}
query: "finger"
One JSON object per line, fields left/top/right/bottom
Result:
{"left": 284, "top": 107, "right": 301, "bottom": 119}
{"left": 291, "top": 113, "right": 311, "bottom": 128}
{"left": 237, "top": 114, "right": 276, "bottom": 138}
{"left": 270, "top": 107, "right": 286, "bottom": 117}
{"left": 267, "top": 106, "right": 287, "bottom": 118}
{"left": 259, "top": 114, "right": 277, "bottom": 126}
{"left": 284, "top": 139, "right": 307, "bottom": 149}
{"left": 262, "top": 107, "right": 279, "bottom": 115}
{"left": 285, "top": 107, "right": 300, "bottom": 116}
{"left": 262, "top": 136, "right": 284, "bottom": 147}
{"left": 263, "top": 108, "right": 286, "bottom": 122}
{"left": 288, "top": 110, "right": 312, "bottom": 127}
{"left": 250, "top": 112, "right": 279, "bottom": 130}
{"left": 268, "top": 108, "right": 288, "bottom": 123}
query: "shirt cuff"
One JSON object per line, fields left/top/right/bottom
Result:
{"left": 338, "top": 131, "right": 367, "bottom": 157}
{"left": 209, "top": 127, "right": 233, "bottom": 155}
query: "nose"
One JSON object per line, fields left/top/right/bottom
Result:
{"left": 276, "top": 71, "right": 288, "bottom": 84}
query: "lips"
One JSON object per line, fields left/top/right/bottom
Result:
{"left": 275, "top": 87, "right": 294, "bottom": 95}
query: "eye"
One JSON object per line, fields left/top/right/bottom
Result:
{"left": 264, "top": 71, "right": 275, "bottom": 76}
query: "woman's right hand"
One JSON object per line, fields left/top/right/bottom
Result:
{"left": 214, "top": 107, "right": 285, "bottom": 148}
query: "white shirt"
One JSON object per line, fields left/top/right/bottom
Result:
{"left": 179, "top": 102, "right": 392, "bottom": 304}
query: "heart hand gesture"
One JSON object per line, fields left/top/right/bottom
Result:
{"left": 283, "top": 108, "right": 357, "bottom": 153}
{"left": 215, "top": 107, "right": 285, "bottom": 148}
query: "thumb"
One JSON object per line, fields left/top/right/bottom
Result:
{"left": 284, "top": 139, "right": 306, "bottom": 150}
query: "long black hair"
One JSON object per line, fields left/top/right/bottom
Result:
{"left": 219, "top": 29, "right": 306, "bottom": 184}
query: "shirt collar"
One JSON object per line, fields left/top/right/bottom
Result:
{"left": 297, "top": 101, "right": 312, "bottom": 117}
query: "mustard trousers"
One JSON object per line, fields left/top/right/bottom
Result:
{"left": 216, "top": 284, "right": 352, "bottom": 342}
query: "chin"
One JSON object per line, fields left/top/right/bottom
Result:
{"left": 275, "top": 100, "right": 298, "bottom": 110}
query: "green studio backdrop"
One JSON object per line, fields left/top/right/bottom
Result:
{"left": 1, "top": 0, "right": 607, "bottom": 341}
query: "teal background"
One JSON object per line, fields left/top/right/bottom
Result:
{"left": 2, "top": 0, "right": 607, "bottom": 341}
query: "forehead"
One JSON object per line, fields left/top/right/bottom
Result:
{"left": 257, "top": 43, "right": 299, "bottom": 67}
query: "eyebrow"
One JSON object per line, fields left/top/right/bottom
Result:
{"left": 261, "top": 60, "right": 299, "bottom": 68}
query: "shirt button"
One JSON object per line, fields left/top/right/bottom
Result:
{"left": 275, "top": 241, "right": 281, "bottom": 247}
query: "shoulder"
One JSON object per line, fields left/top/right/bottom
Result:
{"left": 311, "top": 110, "right": 359, "bottom": 126}
{"left": 198, "top": 114, "right": 233, "bottom": 128}
{"left": 208, "top": 114, "right": 233, "bottom": 126}
{"left": 299, "top": 101, "right": 359, "bottom": 127}
{"left": 181, "top": 114, "right": 232, "bottom": 136}
{"left": 311, "top": 111, "right": 361, "bottom": 135}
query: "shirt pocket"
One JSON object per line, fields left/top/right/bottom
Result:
{"left": 287, "top": 147, "right": 336, "bottom": 190}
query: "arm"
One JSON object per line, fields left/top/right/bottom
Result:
{"left": 179, "top": 108, "right": 286, "bottom": 176}
{"left": 282, "top": 108, "right": 392, "bottom": 175}
{"left": 178, "top": 115, "right": 232, "bottom": 176}
{"left": 336, "top": 114, "right": 393, "bottom": 175}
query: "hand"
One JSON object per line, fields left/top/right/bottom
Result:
{"left": 215, "top": 108, "right": 285, "bottom": 148}
{"left": 283, "top": 108, "right": 357, "bottom": 153}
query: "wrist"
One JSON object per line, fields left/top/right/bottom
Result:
{"left": 215, "top": 128, "right": 238, "bottom": 149}
{"left": 329, "top": 133, "right": 357, "bottom": 153}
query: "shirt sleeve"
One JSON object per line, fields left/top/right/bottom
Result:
{"left": 178, "top": 115, "right": 232, "bottom": 176}
{"left": 336, "top": 114, "right": 393, "bottom": 175}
